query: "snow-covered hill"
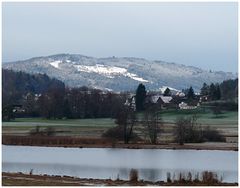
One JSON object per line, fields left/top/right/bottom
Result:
{"left": 3, "top": 54, "right": 237, "bottom": 91}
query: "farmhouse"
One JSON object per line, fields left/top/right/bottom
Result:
{"left": 144, "top": 95, "right": 174, "bottom": 109}
{"left": 178, "top": 102, "right": 197, "bottom": 110}
{"left": 125, "top": 92, "right": 200, "bottom": 111}
{"left": 124, "top": 94, "right": 136, "bottom": 110}
{"left": 175, "top": 91, "right": 185, "bottom": 97}
{"left": 12, "top": 105, "right": 25, "bottom": 113}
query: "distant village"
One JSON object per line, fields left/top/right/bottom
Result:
{"left": 3, "top": 70, "right": 237, "bottom": 121}
{"left": 124, "top": 87, "right": 206, "bottom": 111}
{"left": 11, "top": 87, "right": 205, "bottom": 115}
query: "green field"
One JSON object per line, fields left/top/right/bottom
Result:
{"left": 159, "top": 109, "right": 238, "bottom": 127}
{"left": 3, "top": 118, "right": 116, "bottom": 127}
{"left": 2, "top": 109, "right": 238, "bottom": 138}
{"left": 2, "top": 118, "right": 117, "bottom": 137}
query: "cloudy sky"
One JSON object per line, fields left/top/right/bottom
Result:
{"left": 2, "top": 2, "right": 238, "bottom": 72}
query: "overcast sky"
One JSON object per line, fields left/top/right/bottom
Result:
{"left": 2, "top": 2, "right": 238, "bottom": 72}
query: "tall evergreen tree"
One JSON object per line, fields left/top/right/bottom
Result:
{"left": 187, "top": 86, "right": 195, "bottom": 100}
{"left": 163, "top": 87, "right": 171, "bottom": 96}
{"left": 215, "top": 84, "right": 221, "bottom": 100}
{"left": 135, "top": 83, "right": 147, "bottom": 111}
{"left": 200, "top": 83, "right": 209, "bottom": 96}
{"left": 220, "top": 79, "right": 238, "bottom": 100}
{"left": 209, "top": 83, "right": 216, "bottom": 100}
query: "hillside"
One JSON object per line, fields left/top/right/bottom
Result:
{"left": 3, "top": 54, "right": 237, "bottom": 91}
{"left": 2, "top": 69, "right": 65, "bottom": 107}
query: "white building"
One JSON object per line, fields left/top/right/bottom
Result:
{"left": 179, "top": 102, "right": 197, "bottom": 110}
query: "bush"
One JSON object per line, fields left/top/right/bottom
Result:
{"left": 102, "top": 126, "right": 140, "bottom": 142}
{"left": 174, "top": 116, "right": 204, "bottom": 145}
{"left": 202, "top": 126, "right": 225, "bottom": 142}
{"left": 29, "top": 126, "right": 55, "bottom": 136}
{"left": 174, "top": 116, "right": 225, "bottom": 144}
{"left": 166, "top": 171, "right": 221, "bottom": 185}
{"left": 129, "top": 169, "right": 138, "bottom": 182}
{"left": 102, "top": 126, "right": 124, "bottom": 140}
{"left": 202, "top": 171, "right": 220, "bottom": 184}
{"left": 167, "top": 172, "right": 172, "bottom": 183}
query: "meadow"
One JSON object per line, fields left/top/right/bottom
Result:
{"left": 3, "top": 109, "right": 237, "bottom": 140}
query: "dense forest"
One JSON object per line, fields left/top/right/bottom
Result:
{"left": 2, "top": 69, "right": 127, "bottom": 120}
{"left": 200, "top": 79, "right": 238, "bottom": 100}
{"left": 2, "top": 69, "right": 65, "bottom": 107}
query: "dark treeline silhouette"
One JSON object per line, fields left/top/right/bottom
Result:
{"left": 220, "top": 79, "right": 238, "bottom": 100}
{"left": 19, "top": 87, "right": 127, "bottom": 120}
{"left": 2, "top": 69, "right": 127, "bottom": 120}
{"left": 2, "top": 69, "right": 65, "bottom": 107}
{"left": 40, "top": 87, "right": 126, "bottom": 119}
{"left": 200, "top": 79, "right": 238, "bottom": 100}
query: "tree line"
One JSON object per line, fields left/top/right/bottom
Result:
{"left": 2, "top": 69, "right": 128, "bottom": 121}
{"left": 3, "top": 69, "right": 238, "bottom": 122}
{"left": 200, "top": 79, "right": 238, "bottom": 100}
{"left": 37, "top": 87, "right": 127, "bottom": 119}
{"left": 2, "top": 69, "right": 65, "bottom": 107}
{"left": 4, "top": 87, "right": 128, "bottom": 120}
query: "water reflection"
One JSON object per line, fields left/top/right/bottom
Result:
{"left": 2, "top": 145, "right": 238, "bottom": 183}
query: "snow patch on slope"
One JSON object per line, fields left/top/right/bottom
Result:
{"left": 126, "top": 73, "right": 149, "bottom": 82}
{"left": 75, "top": 64, "right": 125, "bottom": 74}
{"left": 74, "top": 64, "right": 148, "bottom": 82}
{"left": 50, "top": 61, "right": 62, "bottom": 69}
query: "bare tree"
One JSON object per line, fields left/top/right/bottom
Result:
{"left": 174, "top": 115, "right": 204, "bottom": 145}
{"left": 144, "top": 106, "right": 162, "bottom": 144}
{"left": 174, "top": 117, "right": 188, "bottom": 145}
{"left": 115, "top": 106, "right": 136, "bottom": 144}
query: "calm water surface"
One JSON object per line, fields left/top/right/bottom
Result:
{"left": 2, "top": 145, "right": 238, "bottom": 183}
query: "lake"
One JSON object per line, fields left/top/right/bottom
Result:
{"left": 2, "top": 145, "right": 238, "bottom": 183}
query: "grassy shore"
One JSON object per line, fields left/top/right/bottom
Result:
{"left": 2, "top": 172, "right": 238, "bottom": 186}
{"left": 2, "top": 135, "right": 238, "bottom": 151}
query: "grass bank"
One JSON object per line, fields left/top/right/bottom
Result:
{"left": 2, "top": 172, "right": 238, "bottom": 186}
{"left": 2, "top": 135, "right": 237, "bottom": 151}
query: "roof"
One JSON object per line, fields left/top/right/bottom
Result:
{"left": 151, "top": 95, "right": 161, "bottom": 103}
{"left": 148, "top": 95, "right": 173, "bottom": 104}
{"left": 159, "top": 96, "right": 173, "bottom": 103}
{"left": 176, "top": 91, "right": 185, "bottom": 97}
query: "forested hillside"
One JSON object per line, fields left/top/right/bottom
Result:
{"left": 2, "top": 69, "right": 65, "bottom": 107}
{"left": 3, "top": 53, "right": 237, "bottom": 91}
{"left": 2, "top": 69, "right": 127, "bottom": 120}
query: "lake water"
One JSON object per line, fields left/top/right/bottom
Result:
{"left": 2, "top": 145, "right": 238, "bottom": 183}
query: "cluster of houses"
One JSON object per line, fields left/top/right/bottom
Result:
{"left": 11, "top": 88, "right": 206, "bottom": 114}
{"left": 125, "top": 89, "right": 202, "bottom": 111}
{"left": 10, "top": 93, "right": 42, "bottom": 114}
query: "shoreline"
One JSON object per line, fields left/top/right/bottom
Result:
{"left": 2, "top": 143, "right": 238, "bottom": 151}
{"left": 2, "top": 172, "right": 238, "bottom": 186}
{"left": 3, "top": 135, "right": 238, "bottom": 151}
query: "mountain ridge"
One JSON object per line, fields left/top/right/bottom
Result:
{"left": 3, "top": 53, "right": 237, "bottom": 92}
